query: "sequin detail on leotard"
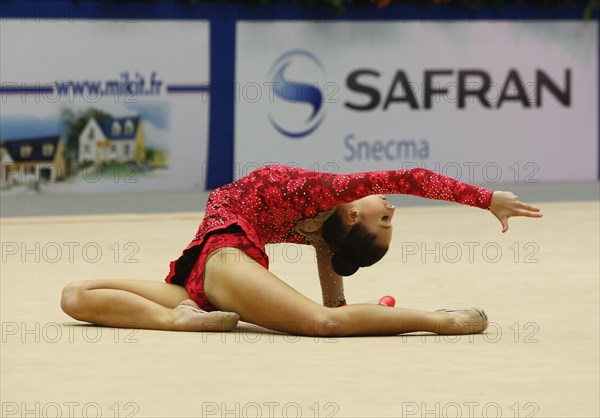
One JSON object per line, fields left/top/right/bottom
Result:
{"left": 165, "top": 165, "right": 493, "bottom": 304}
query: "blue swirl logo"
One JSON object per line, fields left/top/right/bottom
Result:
{"left": 267, "top": 50, "right": 325, "bottom": 139}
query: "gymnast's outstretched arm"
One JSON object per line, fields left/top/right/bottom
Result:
{"left": 317, "top": 168, "right": 542, "bottom": 232}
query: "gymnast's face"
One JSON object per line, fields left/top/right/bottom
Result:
{"left": 350, "top": 195, "right": 395, "bottom": 247}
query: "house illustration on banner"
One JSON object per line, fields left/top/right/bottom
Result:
{"left": 78, "top": 116, "right": 145, "bottom": 164}
{"left": 1, "top": 135, "right": 66, "bottom": 183}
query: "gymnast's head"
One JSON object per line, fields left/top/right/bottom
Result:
{"left": 322, "top": 194, "right": 395, "bottom": 276}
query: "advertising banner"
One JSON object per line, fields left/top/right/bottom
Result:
{"left": 1, "top": 20, "right": 210, "bottom": 194}
{"left": 235, "top": 21, "right": 598, "bottom": 183}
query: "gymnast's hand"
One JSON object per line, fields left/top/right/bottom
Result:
{"left": 489, "top": 191, "right": 543, "bottom": 233}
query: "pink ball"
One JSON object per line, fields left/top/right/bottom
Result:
{"left": 379, "top": 295, "right": 396, "bottom": 307}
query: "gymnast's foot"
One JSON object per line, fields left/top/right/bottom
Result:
{"left": 171, "top": 299, "right": 240, "bottom": 332}
{"left": 436, "top": 308, "right": 489, "bottom": 335}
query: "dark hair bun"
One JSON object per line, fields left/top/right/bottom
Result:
{"left": 331, "top": 253, "right": 360, "bottom": 276}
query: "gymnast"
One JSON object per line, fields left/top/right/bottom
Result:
{"left": 61, "top": 164, "right": 542, "bottom": 336}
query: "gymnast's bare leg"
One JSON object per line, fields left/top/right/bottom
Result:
{"left": 203, "top": 249, "right": 487, "bottom": 337}
{"left": 60, "top": 279, "right": 239, "bottom": 331}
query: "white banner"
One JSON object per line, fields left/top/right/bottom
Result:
{"left": 1, "top": 20, "right": 210, "bottom": 194}
{"left": 235, "top": 21, "right": 598, "bottom": 183}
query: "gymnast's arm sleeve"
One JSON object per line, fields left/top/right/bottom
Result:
{"left": 319, "top": 168, "right": 493, "bottom": 210}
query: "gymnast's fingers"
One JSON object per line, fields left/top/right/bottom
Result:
{"left": 517, "top": 201, "right": 542, "bottom": 212}
{"left": 500, "top": 216, "right": 509, "bottom": 233}
{"left": 516, "top": 209, "right": 544, "bottom": 218}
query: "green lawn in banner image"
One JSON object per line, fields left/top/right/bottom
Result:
{"left": 145, "top": 148, "right": 168, "bottom": 168}
{"left": 74, "top": 158, "right": 168, "bottom": 182}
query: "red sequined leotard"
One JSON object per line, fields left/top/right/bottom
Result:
{"left": 165, "top": 165, "right": 493, "bottom": 310}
